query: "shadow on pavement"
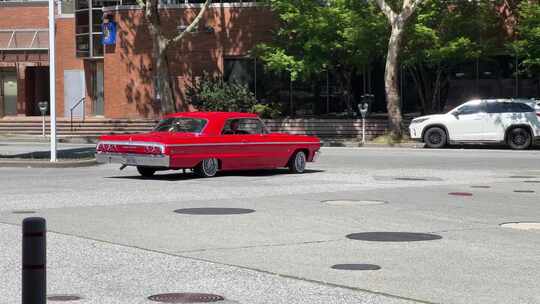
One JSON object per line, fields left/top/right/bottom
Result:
{"left": 106, "top": 169, "right": 324, "bottom": 181}
{"left": 0, "top": 147, "right": 96, "bottom": 159}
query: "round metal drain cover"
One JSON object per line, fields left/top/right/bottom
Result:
{"left": 331, "top": 264, "right": 381, "bottom": 271}
{"left": 323, "top": 200, "right": 387, "bottom": 206}
{"left": 148, "top": 293, "right": 225, "bottom": 303}
{"left": 174, "top": 208, "right": 255, "bottom": 215}
{"left": 12, "top": 210, "right": 37, "bottom": 214}
{"left": 471, "top": 185, "right": 490, "bottom": 189}
{"left": 449, "top": 192, "right": 473, "bottom": 196}
{"left": 500, "top": 222, "right": 540, "bottom": 230}
{"left": 47, "top": 295, "right": 83, "bottom": 301}
{"left": 347, "top": 232, "right": 442, "bottom": 242}
{"left": 394, "top": 177, "right": 428, "bottom": 181}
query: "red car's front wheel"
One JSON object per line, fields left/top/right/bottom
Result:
{"left": 288, "top": 151, "right": 307, "bottom": 174}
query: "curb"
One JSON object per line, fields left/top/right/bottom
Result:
{"left": 0, "top": 158, "right": 99, "bottom": 168}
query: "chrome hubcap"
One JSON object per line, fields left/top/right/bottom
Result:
{"left": 203, "top": 158, "right": 218, "bottom": 176}
{"left": 295, "top": 152, "right": 306, "bottom": 172}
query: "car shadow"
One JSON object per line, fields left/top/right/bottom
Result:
{"left": 106, "top": 169, "right": 324, "bottom": 181}
{"left": 442, "top": 144, "right": 540, "bottom": 151}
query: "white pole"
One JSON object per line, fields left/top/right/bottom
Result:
{"left": 362, "top": 117, "right": 366, "bottom": 145}
{"left": 48, "top": 0, "right": 57, "bottom": 162}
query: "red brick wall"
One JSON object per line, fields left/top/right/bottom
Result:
{"left": 55, "top": 17, "right": 85, "bottom": 117}
{"left": 0, "top": 3, "right": 48, "bottom": 28}
{"left": 103, "top": 5, "right": 276, "bottom": 118}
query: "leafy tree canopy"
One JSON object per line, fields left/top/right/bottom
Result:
{"left": 512, "top": 1, "right": 540, "bottom": 73}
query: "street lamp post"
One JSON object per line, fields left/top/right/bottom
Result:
{"left": 48, "top": 0, "right": 57, "bottom": 162}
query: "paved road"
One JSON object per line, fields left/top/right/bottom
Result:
{"left": 1, "top": 147, "right": 539, "bottom": 304}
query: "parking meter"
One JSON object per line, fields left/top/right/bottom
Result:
{"left": 357, "top": 101, "right": 370, "bottom": 145}
{"left": 38, "top": 101, "right": 48, "bottom": 137}
{"left": 358, "top": 102, "right": 369, "bottom": 119}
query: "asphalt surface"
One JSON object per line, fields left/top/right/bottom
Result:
{"left": 1, "top": 147, "right": 540, "bottom": 304}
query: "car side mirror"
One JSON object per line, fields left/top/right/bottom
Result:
{"left": 452, "top": 111, "right": 460, "bottom": 118}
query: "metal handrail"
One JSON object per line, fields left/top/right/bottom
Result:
{"left": 70, "top": 97, "right": 85, "bottom": 131}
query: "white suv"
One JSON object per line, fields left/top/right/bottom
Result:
{"left": 409, "top": 99, "right": 540, "bottom": 150}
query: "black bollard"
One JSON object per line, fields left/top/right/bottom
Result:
{"left": 22, "top": 217, "right": 46, "bottom": 304}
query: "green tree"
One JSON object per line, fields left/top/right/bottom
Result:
{"left": 402, "top": 0, "right": 503, "bottom": 114}
{"left": 512, "top": 1, "right": 540, "bottom": 74}
{"left": 255, "top": 0, "right": 387, "bottom": 114}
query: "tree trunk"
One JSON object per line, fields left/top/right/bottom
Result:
{"left": 154, "top": 41, "right": 177, "bottom": 114}
{"left": 384, "top": 24, "right": 404, "bottom": 138}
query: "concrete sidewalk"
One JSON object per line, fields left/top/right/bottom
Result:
{"left": 0, "top": 138, "right": 97, "bottom": 167}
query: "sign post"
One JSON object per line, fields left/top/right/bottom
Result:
{"left": 38, "top": 102, "right": 48, "bottom": 137}
{"left": 48, "top": 0, "right": 56, "bottom": 162}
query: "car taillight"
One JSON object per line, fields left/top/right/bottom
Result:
{"left": 144, "top": 145, "right": 163, "bottom": 155}
{"left": 96, "top": 143, "right": 117, "bottom": 153}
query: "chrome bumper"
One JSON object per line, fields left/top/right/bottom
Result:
{"left": 96, "top": 153, "right": 170, "bottom": 167}
{"left": 312, "top": 150, "right": 321, "bottom": 162}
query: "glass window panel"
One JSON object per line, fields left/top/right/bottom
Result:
{"left": 61, "top": 0, "right": 75, "bottom": 14}
{"left": 92, "top": 10, "right": 103, "bottom": 33}
{"left": 92, "top": 34, "right": 104, "bottom": 57}
{"left": 75, "top": 11, "right": 90, "bottom": 34}
{"left": 76, "top": 0, "right": 89, "bottom": 10}
{"left": 76, "top": 35, "right": 90, "bottom": 57}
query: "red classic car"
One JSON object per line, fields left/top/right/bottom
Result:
{"left": 96, "top": 112, "right": 321, "bottom": 177}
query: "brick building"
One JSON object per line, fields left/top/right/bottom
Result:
{"left": 0, "top": 0, "right": 274, "bottom": 119}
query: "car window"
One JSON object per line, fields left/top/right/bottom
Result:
{"left": 153, "top": 118, "right": 207, "bottom": 133}
{"left": 222, "top": 118, "right": 265, "bottom": 135}
{"left": 455, "top": 102, "right": 485, "bottom": 115}
{"left": 486, "top": 102, "right": 534, "bottom": 113}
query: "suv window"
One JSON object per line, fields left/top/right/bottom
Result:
{"left": 455, "top": 103, "right": 485, "bottom": 115}
{"left": 486, "top": 102, "right": 534, "bottom": 113}
{"left": 222, "top": 118, "right": 265, "bottom": 135}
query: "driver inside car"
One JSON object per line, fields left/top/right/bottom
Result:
{"left": 223, "top": 120, "right": 249, "bottom": 135}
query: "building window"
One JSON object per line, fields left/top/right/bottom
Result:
{"left": 60, "top": 0, "right": 75, "bottom": 15}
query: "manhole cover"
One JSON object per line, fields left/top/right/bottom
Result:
{"left": 470, "top": 185, "right": 490, "bottom": 189}
{"left": 323, "top": 200, "right": 387, "bottom": 206}
{"left": 148, "top": 293, "right": 225, "bottom": 303}
{"left": 174, "top": 208, "right": 255, "bottom": 215}
{"left": 346, "top": 232, "right": 442, "bottom": 242}
{"left": 500, "top": 222, "right": 540, "bottom": 230}
{"left": 331, "top": 264, "right": 381, "bottom": 271}
{"left": 514, "top": 190, "right": 535, "bottom": 193}
{"left": 12, "top": 210, "right": 37, "bottom": 214}
{"left": 47, "top": 295, "right": 83, "bottom": 301}
{"left": 394, "top": 177, "right": 428, "bottom": 181}
{"left": 449, "top": 192, "right": 473, "bottom": 196}
{"left": 523, "top": 180, "right": 540, "bottom": 183}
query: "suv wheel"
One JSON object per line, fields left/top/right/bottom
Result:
{"left": 507, "top": 127, "right": 531, "bottom": 150}
{"left": 423, "top": 127, "right": 447, "bottom": 148}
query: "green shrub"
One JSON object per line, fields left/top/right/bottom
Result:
{"left": 187, "top": 74, "right": 257, "bottom": 112}
{"left": 251, "top": 103, "right": 282, "bottom": 118}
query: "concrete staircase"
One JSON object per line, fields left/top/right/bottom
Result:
{"left": 0, "top": 117, "right": 157, "bottom": 139}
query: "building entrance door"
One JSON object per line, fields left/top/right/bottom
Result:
{"left": 92, "top": 62, "right": 104, "bottom": 116}
{"left": 1, "top": 70, "right": 18, "bottom": 116}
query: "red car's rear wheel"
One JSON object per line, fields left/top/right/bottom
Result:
{"left": 195, "top": 158, "right": 219, "bottom": 177}
{"left": 137, "top": 166, "right": 156, "bottom": 177}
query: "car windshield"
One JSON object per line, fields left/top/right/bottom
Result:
{"left": 153, "top": 118, "right": 207, "bottom": 133}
